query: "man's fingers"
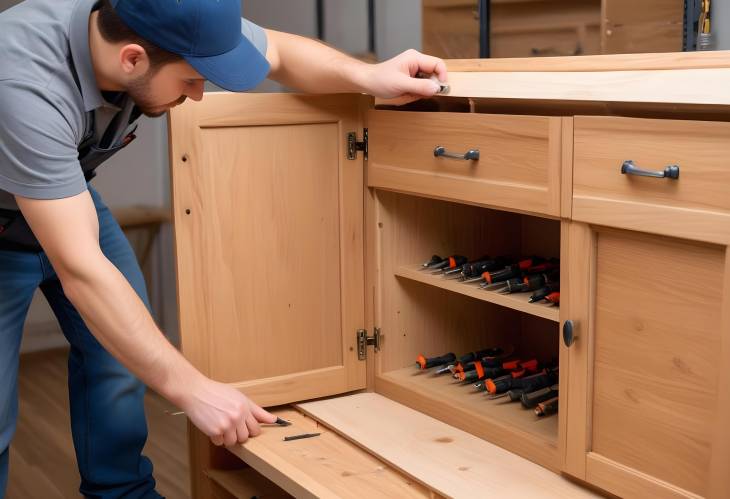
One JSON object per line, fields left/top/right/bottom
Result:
{"left": 211, "top": 434, "right": 224, "bottom": 446}
{"left": 409, "top": 52, "right": 448, "bottom": 81}
{"left": 251, "top": 403, "right": 277, "bottom": 424}
{"left": 246, "top": 413, "right": 262, "bottom": 437}
{"left": 223, "top": 427, "right": 238, "bottom": 447}
{"left": 405, "top": 76, "right": 440, "bottom": 97}
{"left": 236, "top": 417, "right": 250, "bottom": 443}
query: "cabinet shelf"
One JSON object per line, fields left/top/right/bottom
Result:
{"left": 395, "top": 265, "right": 560, "bottom": 322}
{"left": 376, "top": 365, "right": 559, "bottom": 471}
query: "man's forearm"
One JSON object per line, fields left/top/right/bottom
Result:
{"left": 61, "top": 254, "right": 200, "bottom": 405}
{"left": 265, "top": 29, "right": 372, "bottom": 94}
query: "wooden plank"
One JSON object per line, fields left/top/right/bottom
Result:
{"left": 225, "top": 408, "right": 433, "bottom": 498}
{"left": 444, "top": 68, "right": 730, "bottom": 106}
{"left": 297, "top": 393, "right": 599, "bottom": 498}
{"left": 445, "top": 51, "right": 730, "bottom": 72}
{"left": 375, "top": 367, "right": 560, "bottom": 471}
{"left": 394, "top": 264, "right": 559, "bottom": 322}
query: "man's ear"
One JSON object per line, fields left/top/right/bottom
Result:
{"left": 119, "top": 44, "right": 149, "bottom": 77}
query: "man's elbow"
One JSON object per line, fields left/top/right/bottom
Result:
{"left": 48, "top": 247, "right": 108, "bottom": 298}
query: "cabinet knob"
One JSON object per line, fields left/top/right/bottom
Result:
{"left": 621, "top": 160, "right": 680, "bottom": 180}
{"left": 434, "top": 146, "right": 480, "bottom": 161}
{"left": 563, "top": 320, "right": 577, "bottom": 348}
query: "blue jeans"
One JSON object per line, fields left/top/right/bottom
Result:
{"left": 0, "top": 187, "right": 161, "bottom": 498}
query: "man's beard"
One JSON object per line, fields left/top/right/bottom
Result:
{"left": 127, "top": 73, "right": 187, "bottom": 118}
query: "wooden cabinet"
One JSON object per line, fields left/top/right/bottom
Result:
{"left": 422, "top": 0, "right": 682, "bottom": 59}
{"left": 169, "top": 54, "right": 730, "bottom": 498}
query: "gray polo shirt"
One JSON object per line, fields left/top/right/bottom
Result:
{"left": 0, "top": 0, "right": 268, "bottom": 211}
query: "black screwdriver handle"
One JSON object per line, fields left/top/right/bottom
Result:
{"left": 521, "top": 385, "right": 559, "bottom": 408}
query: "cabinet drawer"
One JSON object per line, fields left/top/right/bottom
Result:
{"left": 573, "top": 116, "right": 730, "bottom": 243}
{"left": 367, "top": 110, "right": 563, "bottom": 216}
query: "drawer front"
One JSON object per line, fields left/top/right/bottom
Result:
{"left": 573, "top": 116, "right": 730, "bottom": 244}
{"left": 367, "top": 110, "right": 563, "bottom": 216}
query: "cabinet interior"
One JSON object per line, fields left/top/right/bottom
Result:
{"left": 372, "top": 190, "right": 562, "bottom": 469}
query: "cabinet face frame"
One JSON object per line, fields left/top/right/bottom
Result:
{"left": 563, "top": 222, "right": 730, "bottom": 499}
{"left": 168, "top": 93, "right": 369, "bottom": 407}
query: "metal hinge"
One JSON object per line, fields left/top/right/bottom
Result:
{"left": 357, "top": 327, "right": 381, "bottom": 360}
{"left": 347, "top": 129, "right": 368, "bottom": 160}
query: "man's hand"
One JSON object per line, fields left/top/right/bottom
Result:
{"left": 265, "top": 31, "right": 447, "bottom": 104}
{"left": 360, "top": 49, "right": 449, "bottom": 102}
{"left": 181, "top": 377, "right": 278, "bottom": 446}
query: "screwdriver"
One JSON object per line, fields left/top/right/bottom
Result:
{"left": 434, "top": 347, "right": 504, "bottom": 375}
{"left": 447, "top": 257, "right": 510, "bottom": 281}
{"left": 478, "top": 257, "right": 549, "bottom": 288}
{"left": 415, "top": 352, "right": 457, "bottom": 370}
{"left": 461, "top": 257, "right": 537, "bottom": 284}
{"left": 430, "top": 255, "right": 468, "bottom": 274}
{"left": 457, "top": 356, "right": 519, "bottom": 377}
{"left": 442, "top": 255, "right": 490, "bottom": 279}
{"left": 483, "top": 261, "right": 559, "bottom": 291}
{"left": 472, "top": 359, "right": 535, "bottom": 391}
{"left": 456, "top": 357, "right": 524, "bottom": 384}
{"left": 498, "top": 271, "right": 560, "bottom": 294}
{"left": 535, "top": 396, "right": 559, "bottom": 417}
{"left": 456, "top": 364, "right": 505, "bottom": 384}
{"left": 482, "top": 361, "right": 542, "bottom": 395}
{"left": 507, "top": 359, "right": 542, "bottom": 379}
{"left": 450, "top": 350, "right": 510, "bottom": 376}
{"left": 544, "top": 292, "right": 560, "bottom": 305}
{"left": 421, "top": 255, "right": 445, "bottom": 270}
{"left": 529, "top": 282, "right": 560, "bottom": 303}
{"left": 486, "top": 367, "right": 557, "bottom": 397}
{"left": 521, "top": 384, "right": 559, "bottom": 408}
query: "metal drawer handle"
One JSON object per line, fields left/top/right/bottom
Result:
{"left": 434, "top": 146, "right": 480, "bottom": 161}
{"left": 621, "top": 160, "right": 680, "bottom": 180}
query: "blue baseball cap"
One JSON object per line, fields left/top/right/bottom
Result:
{"left": 110, "top": 0, "right": 270, "bottom": 92}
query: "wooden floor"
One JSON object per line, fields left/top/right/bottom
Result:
{"left": 7, "top": 348, "right": 191, "bottom": 499}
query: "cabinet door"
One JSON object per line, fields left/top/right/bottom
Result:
{"left": 563, "top": 223, "right": 730, "bottom": 499}
{"left": 168, "top": 93, "right": 367, "bottom": 407}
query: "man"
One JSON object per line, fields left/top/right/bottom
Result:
{"left": 0, "top": 0, "right": 448, "bottom": 497}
